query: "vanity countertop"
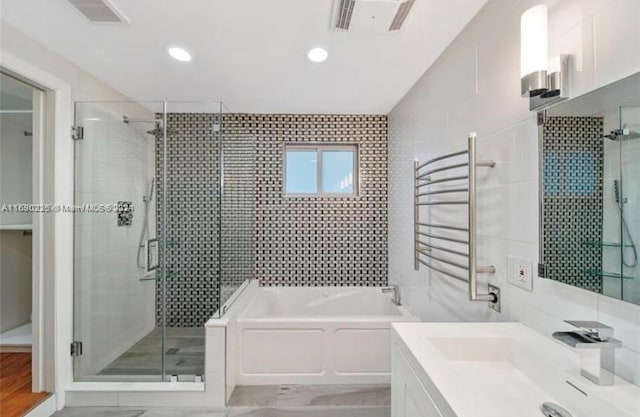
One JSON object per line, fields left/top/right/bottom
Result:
{"left": 392, "top": 322, "right": 640, "bottom": 417}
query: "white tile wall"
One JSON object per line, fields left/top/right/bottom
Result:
{"left": 73, "top": 102, "right": 157, "bottom": 378}
{"left": 388, "top": 0, "right": 640, "bottom": 385}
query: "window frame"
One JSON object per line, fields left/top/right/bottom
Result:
{"left": 283, "top": 143, "right": 359, "bottom": 198}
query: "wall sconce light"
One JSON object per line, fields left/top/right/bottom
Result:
{"left": 520, "top": 4, "right": 570, "bottom": 111}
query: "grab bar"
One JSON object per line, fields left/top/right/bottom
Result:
{"left": 413, "top": 133, "right": 498, "bottom": 305}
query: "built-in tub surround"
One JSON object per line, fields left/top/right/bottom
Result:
{"left": 236, "top": 285, "right": 416, "bottom": 385}
{"left": 388, "top": 0, "right": 640, "bottom": 385}
{"left": 209, "top": 281, "right": 416, "bottom": 393}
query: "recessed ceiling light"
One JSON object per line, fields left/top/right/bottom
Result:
{"left": 307, "top": 47, "right": 328, "bottom": 63}
{"left": 167, "top": 46, "right": 192, "bottom": 62}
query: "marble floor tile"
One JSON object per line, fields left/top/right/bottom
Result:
{"left": 228, "top": 385, "right": 280, "bottom": 406}
{"left": 228, "top": 407, "right": 390, "bottom": 417}
{"left": 53, "top": 407, "right": 390, "bottom": 417}
{"left": 98, "top": 327, "right": 205, "bottom": 376}
{"left": 51, "top": 408, "right": 146, "bottom": 417}
{"left": 276, "top": 385, "right": 390, "bottom": 406}
{"left": 228, "top": 385, "right": 390, "bottom": 407}
{"left": 141, "top": 408, "right": 228, "bottom": 417}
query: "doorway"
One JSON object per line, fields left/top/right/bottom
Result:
{"left": 0, "top": 72, "right": 51, "bottom": 417}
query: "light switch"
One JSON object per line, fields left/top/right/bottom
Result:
{"left": 508, "top": 255, "right": 533, "bottom": 291}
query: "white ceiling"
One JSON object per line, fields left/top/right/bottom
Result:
{"left": 0, "top": 0, "right": 487, "bottom": 114}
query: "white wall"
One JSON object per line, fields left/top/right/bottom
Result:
{"left": 0, "top": 113, "right": 33, "bottom": 226}
{"left": 388, "top": 0, "right": 640, "bottom": 385}
{"left": 0, "top": 112, "right": 33, "bottom": 333}
{"left": 0, "top": 21, "right": 156, "bottom": 402}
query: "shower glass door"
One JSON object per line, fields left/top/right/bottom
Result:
{"left": 73, "top": 100, "right": 250, "bottom": 382}
{"left": 73, "top": 101, "right": 166, "bottom": 381}
{"left": 619, "top": 106, "right": 640, "bottom": 304}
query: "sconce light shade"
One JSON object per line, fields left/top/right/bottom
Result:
{"left": 520, "top": 4, "right": 548, "bottom": 97}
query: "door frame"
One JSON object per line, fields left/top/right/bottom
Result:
{"left": 0, "top": 50, "right": 74, "bottom": 410}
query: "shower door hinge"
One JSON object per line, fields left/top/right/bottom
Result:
{"left": 70, "top": 341, "right": 83, "bottom": 357}
{"left": 71, "top": 125, "right": 84, "bottom": 140}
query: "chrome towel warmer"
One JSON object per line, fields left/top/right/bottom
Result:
{"left": 414, "top": 133, "right": 498, "bottom": 302}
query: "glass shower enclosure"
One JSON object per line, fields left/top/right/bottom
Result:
{"left": 603, "top": 106, "right": 640, "bottom": 304}
{"left": 72, "top": 100, "right": 252, "bottom": 382}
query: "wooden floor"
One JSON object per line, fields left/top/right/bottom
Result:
{"left": 0, "top": 353, "right": 50, "bottom": 417}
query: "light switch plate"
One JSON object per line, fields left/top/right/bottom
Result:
{"left": 508, "top": 255, "right": 533, "bottom": 291}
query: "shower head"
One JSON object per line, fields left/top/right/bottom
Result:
{"left": 603, "top": 128, "right": 640, "bottom": 141}
{"left": 614, "top": 179, "right": 621, "bottom": 205}
{"left": 146, "top": 126, "right": 180, "bottom": 137}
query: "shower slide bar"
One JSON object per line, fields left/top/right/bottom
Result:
{"left": 413, "top": 133, "right": 498, "bottom": 303}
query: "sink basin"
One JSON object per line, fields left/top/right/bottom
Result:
{"left": 391, "top": 322, "right": 640, "bottom": 417}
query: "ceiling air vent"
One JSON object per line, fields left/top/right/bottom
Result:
{"left": 333, "top": 0, "right": 415, "bottom": 33}
{"left": 67, "top": 0, "right": 129, "bottom": 23}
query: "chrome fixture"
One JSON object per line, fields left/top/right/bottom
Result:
{"left": 138, "top": 178, "right": 156, "bottom": 270}
{"left": 381, "top": 285, "right": 401, "bottom": 306}
{"left": 413, "top": 134, "right": 498, "bottom": 306}
{"left": 520, "top": 4, "right": 570, "bottom": 110}
{"left": 552, "top": 320, "right": 622, "bottom": 386}
{"left": 541, "top": 402, "right": 573, "bottom": 417}
{"left": 604, "top": 128, "right": 640, "bottom": 141}
{"left": 613, "top": 179, "right": 638, "bottom": 268}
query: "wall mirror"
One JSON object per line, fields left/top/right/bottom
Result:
{"left": 539, "top": 72, "right": 640, "bottom": 305}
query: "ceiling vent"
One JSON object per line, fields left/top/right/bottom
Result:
{"left": 333, "top": 0, "right": 415, "bottom": 32}
{"left": 67, "top": 0, "right": 129, "bottom": 23}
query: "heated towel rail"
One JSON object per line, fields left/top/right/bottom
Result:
{"left": 414, "top": 133, "right": 498, "bottom": 303}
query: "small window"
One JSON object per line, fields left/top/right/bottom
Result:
{"left": 284, "top": 145, "right": 358, "bottom": 196}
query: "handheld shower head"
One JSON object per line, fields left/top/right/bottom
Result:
{"left": 143, "top": 178, "right": 155, "bottom": 203}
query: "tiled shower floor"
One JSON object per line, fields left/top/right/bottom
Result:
{"left": 98, "top": 327, "right": 205, "bottom": 377}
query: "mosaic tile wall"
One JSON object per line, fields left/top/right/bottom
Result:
{"left": 155, "top": 113, "right": 222, "bottom": 327}
{"left": 156, "top": 113, "right": 388, "bottom": 326}
{"left": 220, "top": 115, "right": 256, "bottom": 303}
{"left": 542, "top": 116, "right": 604, "bottom": 293}
{"left": 249, "top": 114, "right": 388, "bottom": 286}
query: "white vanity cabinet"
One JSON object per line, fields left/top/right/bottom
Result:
{"left": 391, "top": 335, "right": 445, "bottom": 417}
{"left": 391, "top": 322, "right": 640, "bottom": 417}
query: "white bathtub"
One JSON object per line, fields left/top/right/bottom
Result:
{"left": 232, "top": 285, "right": 418, "bottom": 385}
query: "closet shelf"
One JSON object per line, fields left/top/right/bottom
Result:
{"left": 0, "top": 224, "right": 33, "bottom": 231}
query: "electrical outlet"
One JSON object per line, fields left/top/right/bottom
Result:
{"left": 508, "top": 255, "right": 533, "bottom": 291}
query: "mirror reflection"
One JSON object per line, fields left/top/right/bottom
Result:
{"left": 541, "top": 72, "right": 640, "bottom": 305}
